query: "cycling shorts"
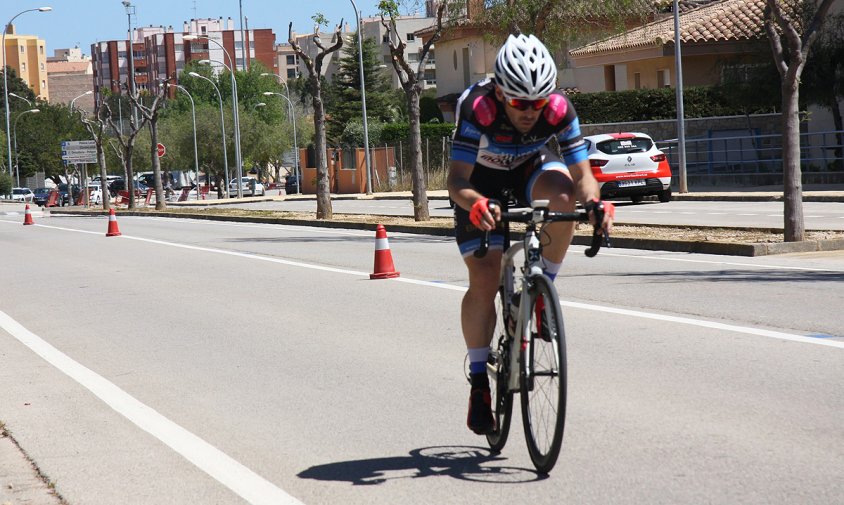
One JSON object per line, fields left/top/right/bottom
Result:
{"left": 454, "top": 146, "right": 571, "bottom": 258}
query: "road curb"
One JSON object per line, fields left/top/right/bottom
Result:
{"left": 49, "top": 208, "right": 844, "bottom": 257}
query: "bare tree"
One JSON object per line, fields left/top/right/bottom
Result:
{"left": 288, "top": 17, "right": 344, "bottom": 219}
{"left": 81, "top": 106, "right": 112, "bottom": 211}
{"left": 130, "top": 79, "right": 171, "bottom": 210}
{"left": 378, "top": 0, "right": 447, "bottom": 221}
{"left": 104, "top": 89, "right": 149, "bottom": 209}
{"left": 764, "top": 0, "right": 836, "bottom": 242}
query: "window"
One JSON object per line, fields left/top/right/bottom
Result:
{"left": 408, "top": 53, "right": 419, "bottom": 62}
{"left": 287, "top": 68, "right": 297, "bottom": 79}
{"left": 634, "top": 72, "right": 641, "bottom": 90}
{"left": 21, "top": 62, "right": 26, "bottom": 71}
{"left": 286, "top": 55, "right": 295, "bottom": 65}
{"left": 383, "top": 34, "right": 390, "bottom": 43}
{"left": 406, "top": 33, "right": 415, "bottom": 41}
{"left": 20, "top": 46, "right": 24, "bottom": 53}
{"left": 39, "top": 45, "right": 44, "bottom": 55}
{"left": 41, "top": 80, "right": 46, "bottom": 88}
{"left": 596, "top": 137, "right": 653, "bottom": 155}
{"left": 201, "top": 26, "right": 207, "bottom": 34}
{"left": 657, "top": 68, "right": 670, "bottom": 88}
{"left": 174, "top": 44, "right": 184, "bottom": 53}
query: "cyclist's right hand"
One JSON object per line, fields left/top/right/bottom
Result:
{"left": 470, "top": 198, "right": 500, "bottom": 231}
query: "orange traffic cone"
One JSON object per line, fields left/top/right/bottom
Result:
{"left": 23, "top": 204, "right": 34, "bottom": 225}
{"left": 106, "top": 208, "right": 122, "bottom": 237}
{"left": 370, "top": 224, "right": 400, "bottom": 279}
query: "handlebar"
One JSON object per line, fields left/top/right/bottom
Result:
{"left": 473, "top": 201, "right": 611, "bottom": 259}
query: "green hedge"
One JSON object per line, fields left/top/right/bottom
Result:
{"left": 380, "top": 122, "right": 456, "bottom": 143}
{"left": 569, "top": 86, "right": 780, "bottom": 124}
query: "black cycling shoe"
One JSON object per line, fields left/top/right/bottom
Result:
{"left": 467, "top": 386, "right": 495, "bottom": 435}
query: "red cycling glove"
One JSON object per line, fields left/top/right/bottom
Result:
{"left": 469, "top": 198, "right": 490, "bottom": 228}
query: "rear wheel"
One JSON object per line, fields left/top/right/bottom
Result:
{"left": 486, "top": 288, "right": 514, "bottom": 453}
{"left": 520, "top": 274, "right": 567, "bottom": 474}
{"left": 658, "top": 188, "right": 672, "bottom": 203}
{"left": 630, "top": 195, "right": 644, "bottom": 204}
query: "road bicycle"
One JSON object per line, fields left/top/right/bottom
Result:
{"left": 474, "top": 194, "right": 609, "bottom": 474}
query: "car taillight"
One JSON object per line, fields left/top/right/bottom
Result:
{"left": 650, "top": 153, "right": 666, "bottom": 162}
{"left": 590, "top": 158, "right": 609, "bottom": 169}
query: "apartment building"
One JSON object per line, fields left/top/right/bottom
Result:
{"left": 91, "top": 17, "right": 276, "bottom": 104}
{"left": 279, "top": 15, "right": 438, "bottom": 90}
{"left": 2, "top": 24, "right": 49, "bottom": 100}
{"left": 46, "top": 47, "right": 94, "bottom": 114}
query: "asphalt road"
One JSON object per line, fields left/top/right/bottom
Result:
{"left": 1, "top": 211, "right": 843, "bottom": 504}
{"left": 200, "top": 198, "right": 844, "bottom": 230}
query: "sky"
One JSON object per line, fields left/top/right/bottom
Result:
{"left": 3, "top": 0, "right": 395, "bottom": 57}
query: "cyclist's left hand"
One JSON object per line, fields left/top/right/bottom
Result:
{"left": 585, "top": 198, "right": 615, "bottom": 234}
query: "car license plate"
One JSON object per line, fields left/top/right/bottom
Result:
{"left": 618, "top": 180, "right": 646, "bottom": 188}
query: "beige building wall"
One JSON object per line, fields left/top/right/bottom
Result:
{"left": 3, "top": 26, "right": 49, "bottom": 100}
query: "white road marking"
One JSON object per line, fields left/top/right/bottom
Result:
{"left": 0, "top": 310, "right": 304, "bottom": 505}
{"left": 596, "top": 249, "right": 841, "bottom": 272}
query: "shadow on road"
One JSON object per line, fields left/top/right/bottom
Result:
{"left": 297, "top": 445, "right": 546, "bottom": 485}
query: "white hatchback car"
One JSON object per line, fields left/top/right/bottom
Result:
{"left": 228, "top": 177, "right": 265, "bottom": 197}
{"left": 583, "top": 132, "right": 673, "bottom": 203}
{"left": 11, "top": 187, "right": 34, "bottom": 202}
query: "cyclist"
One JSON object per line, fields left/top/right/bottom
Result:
{"left": 447, "top": 34, "right": 615, "bottom": 435}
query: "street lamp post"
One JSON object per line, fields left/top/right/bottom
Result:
{"left": 673, "top": 0, "right": 688, "bottom": 193}
{"left": 187, "top": 35, "right": 243, "bottom": 198}
{"left": 175, "top": 85, "right": 200, "bottom": 200}
{"left": 189, "top": 71, "right": 229, "bottom": 193}
{"left": 261, "top": 73, "right": 300, "bottom": 194}
{"left": 4, "top": 6, "right": 52, "bottom": 178}
{"left": 9, "top": 92, "right": 32, "bottom": 107}
{"left": 349, "top": 0, "right": 373, "bottom": 195}
{"left": 13, "top": 108, "right": 39, "bottom": 187}
{"left": 121, "top": 1, "right": 139, "bottom": 126}
{"left": 70, "top": 90, "right": 93, "bottom": 113}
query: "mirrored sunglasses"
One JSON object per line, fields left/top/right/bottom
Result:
{"left": 504, "top": 96, "right": 549, "bottom": 111}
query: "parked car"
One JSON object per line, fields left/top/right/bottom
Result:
{"left": 32, "top": 187, "right": 54, "bottom": 206}
{"left": 86, "top": 184, "right": 103, "bottom": 205}
{"left": 584, "top": 132, "right": 673, "bottom": 203}
{"left": 228, "top": 177, "right": 265, "bottom": 197}
{"left": 284, "top": 174, "right": 301, "bottom": 195}
{"left": 108, "top": 178, "right": 149, "bottom": 197}
{"left": 11, "top": 187, "right": 35, "bottom": 202}
{"left": 57, "top": 184, "right": 81, "bottom": 206}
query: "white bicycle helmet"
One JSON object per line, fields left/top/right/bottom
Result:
{"left": 494, "top": 34, "right": 557, "bottom": 100}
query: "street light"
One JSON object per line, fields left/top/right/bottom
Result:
{"left": 13, "top": 108, "right": 40, "bottom": 187}
{"left": 672, "top": 0, "right": 688, "bottom": 193}
{"left": 186, "top": 35, "right": 244, "bottom": 198}
{"left": 189, "top": 71, "right": 228, "bottom": 192}
{"left": 9, "top": 92, "right": 32, "bottom": 107}
{"left": 70, "top": 90, "right": 93, "bottom": 113}
{"left": 349, "top": 0, "right": 373, "bottom": 195}
{"left": 121, "top": 0, "right": 139, "bottom": 125}
{"left": 4, "top": 6, "right": 51, "bottom": 178}
{"left": 261, "top": 73, "right": 301, "bottom": 193}
{"left": 174, "top": 84, "right": 200, "bottom": 200}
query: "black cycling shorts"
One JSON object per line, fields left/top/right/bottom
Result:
{"left": 454, "top": 146, "right": 570, "bottom": 258}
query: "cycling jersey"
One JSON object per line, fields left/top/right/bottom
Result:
{"left": 451, "top": 78, "right": 588, "bottom": 170}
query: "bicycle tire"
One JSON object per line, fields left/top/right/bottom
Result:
{"left": 486, "top": 288, "right": 514, "bottom": 452}
{"left": 520, "top": 274, "right": 567, "bottom": 474}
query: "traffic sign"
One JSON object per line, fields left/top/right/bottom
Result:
{"left": 61, "top": 140, "right": 96, "bottom": 149}
{"left": 157, "top": 142, "right": 166, "bottom": 158}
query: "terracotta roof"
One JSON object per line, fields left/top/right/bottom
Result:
{"left": 570, "top": 0, "right": 768, "bottom": 57}
{"left": 46, "top": 61, "right": 92, "bottom": 74}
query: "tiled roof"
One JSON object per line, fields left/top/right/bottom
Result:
{"left": 46, "top": 61, "right": 92, "bottom": 74}
{"left": 570, "top": 0, "right": 768, "bottom": 57}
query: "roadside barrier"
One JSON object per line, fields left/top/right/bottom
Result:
{"left": 105, "top": 208, "right": 122, "bottom": 237}
{"left": 370, "top": 224, "right": 400, "bottom": 279}
{"left": 23, "top": 204, "right": 34, "bottom": 225}
{"left": 45, "top": 189, "right": 59, "bottom": 207}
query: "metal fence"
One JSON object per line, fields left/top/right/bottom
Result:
{"left": 374, "top": 130, "right": 844, "bottom": 191}
{"left": 656, "top": 130, "right": 844, "bottom": 186}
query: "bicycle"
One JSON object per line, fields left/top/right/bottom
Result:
{"left": 474, "top": 193, "right": 610, "bottom": 474}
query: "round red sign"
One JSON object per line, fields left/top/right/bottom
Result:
{"left": 156, "top": 143, "right": 166, "bottom": 157}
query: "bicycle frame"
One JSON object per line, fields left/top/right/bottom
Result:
{"left": 498, "top": 202, "right": 554, "bottom": 393}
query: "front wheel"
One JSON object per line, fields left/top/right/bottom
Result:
{"left": 520, "top": 274, "right": 567, "bottom": 474}
{"left": 486, "top": 288, "right": 514, "bottom": 453}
